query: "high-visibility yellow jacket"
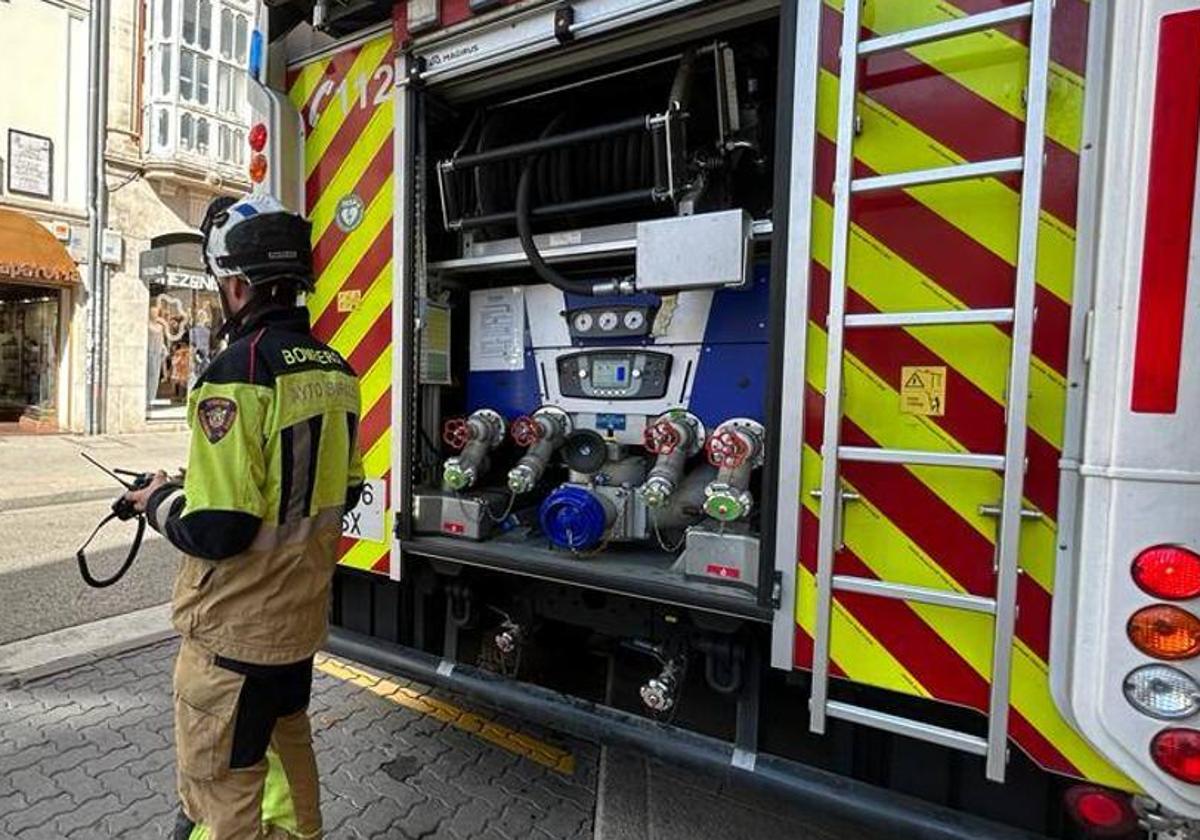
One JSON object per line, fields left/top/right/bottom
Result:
{"left": 147, "top": 306, "right": 363, "bottom": 665}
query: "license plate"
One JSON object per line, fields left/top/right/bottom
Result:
{"left": 342, "top": 478, "right": 386, "bottom": 543}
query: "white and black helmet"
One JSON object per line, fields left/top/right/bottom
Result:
{"left": 200, "top": 194, "right": 315, "bottom": 292}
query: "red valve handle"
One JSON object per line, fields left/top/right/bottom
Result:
{"left": 706, "top": 429, "right": 750, "bottom": 469}
{"left": 511, "top": 416, "right": 543, "bottom": 447}
{"left": 442, "top": 417, "right": 472, "bottom": 451}
{"left": 644, "top": 420, "right": 682, "bottom": 455}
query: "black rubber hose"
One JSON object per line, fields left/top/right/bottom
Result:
{"left": 516, "top": 116, "right": 623, "bottom": 297}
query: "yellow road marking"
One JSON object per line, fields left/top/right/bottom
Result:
{"left": 315, "top": 655, "right": 576, "bottom": 773}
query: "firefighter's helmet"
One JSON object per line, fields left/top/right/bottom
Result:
{"left": 200, "top": 194, "right": 315, "bottom": 292}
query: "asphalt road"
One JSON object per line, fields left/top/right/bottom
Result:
{"left": 0, "top": 497, "right": 177, "bottom": 645}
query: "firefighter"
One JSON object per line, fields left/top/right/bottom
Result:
{"left": 126, "top": 193, "right": 364, "bottom": 840}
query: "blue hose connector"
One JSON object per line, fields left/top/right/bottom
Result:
{"left": 540, "top": 486, "right": 611, "bottom": 551}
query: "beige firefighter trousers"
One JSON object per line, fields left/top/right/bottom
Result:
{"left": 173, "top": 639, "right": 322, "bottom": 839}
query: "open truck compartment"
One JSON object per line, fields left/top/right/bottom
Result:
{"left": 401, "top": 13, "right": 783, "bottom": 618}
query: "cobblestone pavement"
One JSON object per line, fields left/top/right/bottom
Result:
{"left": 0, "top": 639, "right": 598, "bottom": 840}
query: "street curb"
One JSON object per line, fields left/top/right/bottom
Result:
{"left": 0, "top": 603, "right": 176, "bottom": 688}
{"left": 0, "top": 487, "right": 117, "bottom": 514}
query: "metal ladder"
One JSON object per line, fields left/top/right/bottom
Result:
{"left": 808, "top": 0, "right": 1054, "bottom": 783}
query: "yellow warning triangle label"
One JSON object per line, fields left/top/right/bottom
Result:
{"left": 904, "top": 372, "right": 925, "bottom": 389}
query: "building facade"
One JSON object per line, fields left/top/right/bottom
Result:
{"left": 107, "top": 0, "right": 253, "bottom": 431}
{"left": 0, "top": 0, "right": 91, "bottom": 433}
{"left": 0, "top": 0, "right": 251, "bottom": 435}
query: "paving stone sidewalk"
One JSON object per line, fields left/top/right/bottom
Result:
{"left": 0, "top": 639, "right": 598, "bottom": 840}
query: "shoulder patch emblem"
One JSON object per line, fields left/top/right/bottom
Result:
{"left": 197, "top": 397, "right": 237, "bottom": 443}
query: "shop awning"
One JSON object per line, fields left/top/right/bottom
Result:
{"left": 0, "top": 209, "right": 81, "bottom": 289}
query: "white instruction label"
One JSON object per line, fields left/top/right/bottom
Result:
{"left": 469, "top": 287, "right": 526, "bottom": 372}
{"left": 342, "top": 478, "right": 386, "bottom": 543}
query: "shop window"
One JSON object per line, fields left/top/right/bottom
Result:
{"left": 196, "top": 118, "right": 210, "bottom": 155}
{"left": 198, "top": 0, "right": 212, "bottom": 49}
{"left": 219, "top": 8, "right": 232, "bottom": 59}
{"left": 146, "top": 281, "right": 225, "bottom": 414}
{"left": 182, "top": 0, "right": 196, "bottom": 45}
{"left": 180, "top": 49, "right": 194, "bottom": 100}
{"left": 0, "top": 288, "right": 60, "bottom": 429}
{"left": 234, "top": 15, "right": 248, "bottom": 63}
{"left": 180, "top": 113, "right": 194, "bottom": 151}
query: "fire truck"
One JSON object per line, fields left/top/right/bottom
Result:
{"left": 244, "top": 0, "right": 1200, "bottom": 836}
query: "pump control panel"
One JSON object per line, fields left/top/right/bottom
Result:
{"left": 557, "top": 351, "right": 671, "bottom": 400}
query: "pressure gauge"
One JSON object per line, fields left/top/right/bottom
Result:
{"left": 598, "top": 311, "right": 619, "bottom": 331}
{"left": 573, "top": 312, "right": 594, "bottom": 332}
{"left": 623, "top": 310, "right": 645, "bottom": 331}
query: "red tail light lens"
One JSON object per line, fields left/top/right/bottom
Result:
{"left": 248, "top": 154, "right": 268, "bottom": 184}
{"left": 1063, "top": 786, "right": 1138, "bottom": 836}
{"left": 1128, "top": 605, "right": 1200, "bottom": 660}
{"left": 1133, "top": 545, "right": 1200, "bottom": 600}
{"left": 249, "top": 122, "right": 268, "bottom": 152}
{"left": 1152, "top": 728, "right": 1200, "bottom": 783}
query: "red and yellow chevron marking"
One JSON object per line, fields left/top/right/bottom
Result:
{"left": 794, "top": 1, "right": 1135, "bottom": 790}
{"left": 287, "top": 32, "right": 395, "bottom": 575}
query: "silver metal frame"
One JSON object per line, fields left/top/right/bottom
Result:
{"left": 1048, "top": 0, "right": 1112, "bottom": 726}
{"left": 807, "top": 0, "right": 1052, "bottom": 783}
{"left": 843, "top": 308, "right": 1015, "bottom": 328}
{"left": 839, "top": 447, "right": 1005, "bottom": 471}
{"left": 391, "top": 52, "right": 416, "bottom": 582}
{"left": 769, "top": 0, "right": 823, "bottom": 671}
{"left": 826, "top": 701, "right": 989, "bottom": 756}
{"left": 857, "top": 3, "right": 1034, "bottom": 57}
{"left": 984, "top": 0, "right": 1054, "bottom": 783}
{"left": 851, "top": 157, "right": 1024, "bottom": 194}
{"left": 832, "top": 576, "right": 997, "bottom": 614}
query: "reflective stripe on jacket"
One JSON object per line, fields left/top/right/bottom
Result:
{"left": 148, "top": 306, "right": 364, "bottom": 665}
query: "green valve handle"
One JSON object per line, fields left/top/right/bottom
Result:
{"left": 705, "top": 492, "right": 746, "bottom": 523}
{"left": 443, "top": 463, "right": 473, "bottom": 492}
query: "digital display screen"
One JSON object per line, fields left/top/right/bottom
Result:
{"left": 592, "top": 358, "right": 630, "bottom": 389}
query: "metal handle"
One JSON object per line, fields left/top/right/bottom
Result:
{"left": 810, "top": 488, "right": 862, "bottom": 550}
{"left": 978, "top": 503, "right": 1043, "bottom": 521}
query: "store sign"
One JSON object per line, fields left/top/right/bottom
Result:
{"left": 0, "top": 261, "right": 77, "bottom": 284}
{"left": 164, "top": 271, "right": 217, "bottom": 292}
{"left": 7, "top": 130, "right": 53, "bottom": 200}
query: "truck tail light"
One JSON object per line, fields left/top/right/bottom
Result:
{"left": 249, "top": 153, "right": 268, "bottom": 184}
{"left": 1128, "top": 605, "right": 1200, "bottom": 659}
{"left": 1124, "top": 664, "right": 1200, "bottom": 719}
{"left": 1133, "top": 545, "right": 1200, "bottom": 600}
{"left": 1063, "top": 786, "right": 1138, "bottom": 837}
{"left": 1151, "top": 728, "right": 1200, "bottom": 783}
{"left": 249, "top": 122, "right": 268, "bottom": 153}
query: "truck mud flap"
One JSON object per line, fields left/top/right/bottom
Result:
{"left": 326, "top": 627, "right": 1048, "bottom": 840}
